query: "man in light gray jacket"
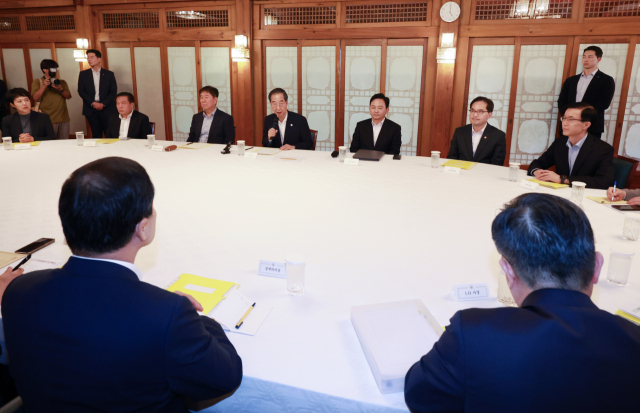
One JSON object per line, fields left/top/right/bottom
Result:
{"left": 607, "top": 187, "right": 640, "bottom": 205}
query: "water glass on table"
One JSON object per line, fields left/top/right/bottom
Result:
{"left": 286, "top": 254, "right": 306, "bottom": 295}
{"left": 338, "top": 146, "right": 347, "bottom": 162}
{"left": 237, "top": 140, "right": 245, "bottom": 156}
{"left": 147, "top": 134, "right": 155, "bottom": 148}
{"left": 509, "top": 162, "right": 520, "bottom": 182}
{"left": 75, "top": 132, "right": 84, "bottom": 146}
{"left": 431, "top": 151, "right": 440, "bottom": 168}
{"left": 623, "top": 213, "right": 640, "bottom": 241}
{"left": 607, "top": 246, "right": 635, "bottom": 286}
{"left": 570, "top": 181, "right": 586, "bottom": 208}
{"left": 2, "top": 137, "right": 12, "bottom": 150}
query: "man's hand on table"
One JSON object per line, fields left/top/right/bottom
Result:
{"left": 280, "top": 144, "right": 295, "bottom": 151}
{"left": 536, "top": 170, "right": 561, "bottom": 183}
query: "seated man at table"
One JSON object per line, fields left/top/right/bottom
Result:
{"left": 187, "top": 86, "right": 235, "bottom": 144}
{"left": 262, "top": 88, "right": 313, "bottom": 150}
{"left": 105, "top": 92, "right": 152, "bottom": 140}
{"left": 607, "top": 187, "right": 640, "bottom": 205}
{"left": 1, "top": 88, "right": 55, "bottom": 143}
{"left": 405, "top": 193, "right": 640, "bottom": 413}
{"left": 447, "top": 96, "right": 506, "bottom": 165}
{"left": 350, "top": 93, "right": 401, "bottom": 155}
{"left": 2, "top": 157, "right": 243, "bottom": 412}
{"left": 527, "top": 103, "right": 614, "bottom": 189}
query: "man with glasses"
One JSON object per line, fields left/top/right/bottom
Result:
{"left": 558, "top": 46, "right": 615, "bottom": 140}
{"left": 447, "top": 96, "right": 506, "bottom": 165}
{"left": 528, "top": 102, "right": 614, "bottom": 189}
{"left": 262, "top": 88, "right": 313, "bottom": 150}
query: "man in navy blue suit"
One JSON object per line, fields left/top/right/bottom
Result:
{"left": 405, "top": 193, "right": 640, "bottom": 413}
{"left": 2, "top": 157, "right": 242, "bottom": 412}
{"left": 262, "top": 88, "right": 313, "bottom": 150}
{"left": 77, "top": 49, "right": 117, "bottom": 139}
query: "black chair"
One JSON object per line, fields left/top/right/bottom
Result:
{"left": 310, "top": 129, "right": 318, "bottom": 151}
{"left": 613, "top": 155, "right": 640, "bottom": 188}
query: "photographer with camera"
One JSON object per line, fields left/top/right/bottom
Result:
{"left": 31, "top": 59, "right": 72, "bottom": 140}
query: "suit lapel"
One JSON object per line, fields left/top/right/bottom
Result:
{"left": 12, "top": 113, "right": 21, "bottom": 136}
{"left": 463, "top": 125, "right": 474, "bottom": 160}
{"left": 472, "top": 126, "right": 491, "bottom": 161}
{"left": 375, "top": 119, "right": 390, "bottom": 150}
{"left": 569, "top": 135, "right": 594, "bottom": 176}
{"left": 127, "top": 111, "right": 137, "bottom": 137}
{"left": 582, "top": 71, "right": 602, "bottom": 102}
{"left": 208, "top": 111, "right": 223, "bottom": 142}
{"left": 283, "top": 111, "right": 294, "bottom": 145}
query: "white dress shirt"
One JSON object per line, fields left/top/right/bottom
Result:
{"left": 576, "top": 69, "right": 598, "bottom": 103}
{"left": 72, "top": 255, "right": 143, "bottom": 280}
{"left": 92, "top": 67, "right": 101, "bottom": 102}
{"left": 471, "top": 124, "right": 487, "bottom": 156}
{"left": 372, "top": 118, "right": 384, "bottom": 146}
{"left": 118, "top": 111, "right": 133, "bottom": 139}
{"left": 566, "top": 133, "right": 588, "bottom": 175}
{"left": 277, "top": 113, "right": 288, "bottom": 144}
{"left": 199, "top": 109, "right": 217, "bottom": 143}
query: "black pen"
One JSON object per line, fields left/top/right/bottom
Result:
{"left": 13, "top": 254, "right": 32, "bottom": 271}
{"left": 186, "top": 142, "right": 194, "bottom": 145}
{"left": 244, "top": 147, "right": 254, "bottom": 151}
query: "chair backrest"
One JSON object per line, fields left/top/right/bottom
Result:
{"left": 310, "top": 129, "right": 318, "bottom": 151}
{"left": 149, "top": 122, "right": 156, "bottom": 134}
{"left": 612, "top": 155, "right": 640, "bottom": 189}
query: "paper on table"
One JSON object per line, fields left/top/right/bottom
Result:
{"left": 0, "top": 251, "right": 26, "bottom": 268}
{"left": 166, "top": 274, "right": 237, "bottom": 314}
{"left": 586, "top": 196, "right": 627, "bottom": 205}
{"left": 95, "top": 139, "right": 120, "bottom": 144}
{"left": 527, "top": 179, "right": 570, "bottom": 189}
{"left": 441, "top": 160, "right": 477, "bottom": 170}
{"left": 218, "top": 304, "right": 272, "bottom": 336}
{"left": 21, "top": 258, "right": 64, "bottom": 273}
{"left": 257, "top": 148, "right": 282, "bottom": 156}
{"left": 208, "top": 289, "right": 253, "bottom": 329}
{"left": 12, "top": 141, "right": 40, "bottom": 147}
{"left": 178, "top": 143, "right": 212, "bottom": 150}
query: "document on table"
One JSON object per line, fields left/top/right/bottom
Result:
{"left": 527, "top": 179, "right": 570, "bottom": 189}
{"left": 441, "top": 160, "right": 477, "bottom": 170}
{"left": 257, "top": 148, "right": 282, "bottom": 155}
{"left": 178, "top": 143, "right": 212, "bottom": 150}
{"left": 208, "top": 289, "right": 272, "bottom": 336}
{"left": 95, "top": 139, "right": 120, "bottom": 144}
{"left": 166, "top": 274, "right": 237, "bottom": 314}
{"left": 12, "top": 141, "right": 40, "bottom": 147}
{"left": 617, "top": 299, "right": 640, "bottom": 325}
{"left": 586, "top": 196, "right": 627, "bottom": 205}
{"left": 21, "top": 258, "right": 64, "bottom": 273}
{"left": 0, "top": 251, "right": 26, "bottom": 268}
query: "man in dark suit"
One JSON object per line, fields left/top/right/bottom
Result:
{"left": 528, "top": 103, "right": 614, "bottom": 189}
{"left": 77, "top": 49, "right": 117, "bottom": 139}
{"left": 187, "top": 86, "right": 235, "bottom": 144}
{"left": 405, "top": 193, "right": 640, "bottom": 413}
{"left": 262, "top": 88, "right": 312, "bottom": 150}
{"left": 2, "top": 157, "right": 243, "bottom": 412}
{"left": 558, "top": 46, "right": 615, "bottom": 140}
{"left": 447, "top": 96, "right": 506, "bottom": 165}
{"left": 350, "top": 93, "right": 402, "bottom": 155}
{"left": 105, "top": 92, "right": 152, "bottom": 140}
{"left": 1, "top": 88, "right": 55, "bottom": 142}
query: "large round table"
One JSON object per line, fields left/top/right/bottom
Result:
{"left": 1, "top": 139, "right": 638, "bottom": 412}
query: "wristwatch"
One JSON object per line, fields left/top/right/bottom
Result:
{"left": 560, "top": 175, "right": 568, "bottom": 185}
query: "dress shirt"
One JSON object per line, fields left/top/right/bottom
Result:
{"left": 199, "top": 108, "right": 217, "bottom": 143}
{"left": 471, "top": 124, "right": 487, "bottom": 156}
{"left": 372, "top": 118, "right": 384, "bottom": 146}
{"left": 118, "top": 111, "right": 133, "bottom": 139}
{"left": 576, "top": 69, "right": 598, "bottom": 103}
{"left": 92, "top": 67, "right": 101, "bottom": 102}
{"left": 72, "top": 255, "right": 144, "bottom": 281}
{"left": 567, "top": 133, "right": 588, "bottom": 175}
{"left": 277, "top": 113, "right": 288, "bottom": 144}
{"left": 19, "top": 113, "right": 31, "bottom": 135}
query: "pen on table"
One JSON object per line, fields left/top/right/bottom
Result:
{"left": 245, "top": 147, "right": 254, "bottom": 151}
{"left": 235, "top": 303, "right": 256, "bottom": 329}
{"left": 13, "top": 254, "right": 32, "bottom": 271}
{"left": 186, "top": 142, "right": 193, "bottom": 145}
{"left": 612, "top": 181, "right": 617, "bottom": 202}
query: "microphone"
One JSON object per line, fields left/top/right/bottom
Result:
{"left": 331, "top": 151, "right": 339, "bottom": 158}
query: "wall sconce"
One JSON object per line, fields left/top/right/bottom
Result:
{"left": 74, "top": 38, "right": 89, "bottom": 62}
{"left": 437, "top": 33, "right": 456, "bottom": 64}
{"left": 232, "top": 35, "right": 250, "bottom": 62}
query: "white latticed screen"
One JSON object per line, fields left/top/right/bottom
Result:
{"left": 302, "top": 46, "right": 336, "bottom": 151}
{"left": 265, "top": 47, "right": 298, "bottom": 115}
{"left": 168, "top": 47, "right": 198, "bottom": 142}
{"left": 620, "top": 45, "right": 640, "bottom": 160}
{"left": 134, "top": 47, "right": 166, "bottom": 140}
{"left": 201, "top": 47, "right": 232, "bottom": 115}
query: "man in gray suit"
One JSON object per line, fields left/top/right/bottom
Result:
{"left": 607, "top": 187, "right": 640, "bottom": 205}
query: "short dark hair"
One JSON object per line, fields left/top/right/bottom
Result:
{"left": 7, "top": 88, "right": 31, "bottom": 104}
{"left": 470, "top": 96, "right": 494, "bottom": 113}
{"left": 583, "top": 46, "right": 603, "bottom": 59}
{"left": 492, "top": 193, "right": 595, "bottom": 291}
{"left": 370, "top": 93, "right": 390, "bottom": 108}
{"left": 116, "top": 92, "right": 135, "bottom": 104}
{"left": 86, "top": 49, "right": 102, "bottom": 58}
{"left": 59, "top": 157, "right": 155, "bottom": 256}
{"left": 268, "top": 88, "right": 288, "bottom": 102}
{"left": 565, "top": 102, "right": 597, "bottom": 126}
{"left": 199, "top": 86, "right": 219, "bottom": 98}
{"left": 40, "top": 59, "right": 59, "bottom": 73}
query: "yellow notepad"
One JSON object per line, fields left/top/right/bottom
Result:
{"left": 527, "top": 179, "right": 570, "bottom": 189}
{"left": 616, "top": 310, "right": 640, "bottom": 326}
{"left": 96, "top": 139, "right": 120, "bottom": 144}
{"left": 441, "top": 160, "right": 477, "bottom": 170}
{"left": 12, "top": 141, "right": 41, "bottom": 147}
{"left": 178, "top": 143, "right": 212, "bottom": 149}
{"left": 166, "top": 274, "right": 237, "bottom": 314}
{"left": 586, "top": 196, "right": 627, "bottom": 205}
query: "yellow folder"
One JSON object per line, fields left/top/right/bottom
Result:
{"left": 527, "top": 179, "right": 570, "bottom": 190}
{"left": 441, "top": 160, "right": 477, "bottom": 170}
{"left": 96, "top": 139, "right": 120, "bottom": 144}
{"left": 12, "top": 141, "right": 41, "bottom": 147}
{"left": 166, "top": 274, "right": 237, "bottom": 314}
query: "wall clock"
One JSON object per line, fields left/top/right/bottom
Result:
{"left": 440, "top": 1, "right": 461, "bottom": 22}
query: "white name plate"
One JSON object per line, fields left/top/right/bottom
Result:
{"left": 83, "top": 141, "right": 96, "bottom": 147}
{"left": 14, "top": 143, "right": 31, "bottom": 150}
{"left": 453, "top": 283, "right": 490, "bottom": 301}
{"left": 151, "top": 145, "right": 164, "bottom": 152}
{"left": 244, "top": 152, "right": 258, "bottom": 159}
{"left": 258, "top": 260, "right": 286, "bottom": 279}
{"left": 443, "top": 166, "right": 461, "bottom": 175}
{"left": 519, "top": 180, "right": 539, "bottom": 190}
{"left": 344, "top": 158, "right": 359, "bottom": 166}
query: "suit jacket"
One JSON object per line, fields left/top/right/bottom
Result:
{"left": 1, "top": 111, "right": 55, "bottom": 143}
{"left": 1, "top": 257, "right": 243, "bottom": 413}
{"left": 349, "top": 118, "right": 402, "bottom": 155}
{"left": 187, "top": 109, "right": 235, "bottom": 144}
{"left": 77, "top": 67, "right": 118, "bottom": 117}
{"left": 625, "top": 188, "right": 640, "bottom": 200}
{"left": 527, "top": 134, "right": 614, "bottom": 189}
{"left": 405, "top": 289, "right": 640, "bottom": 413}
{"left": 558, "top": 70, "right": 615, "bottom": 134}
{"left": 105, "top": 110, "right": 152, "bottom": 140}
{"left": 447, "top": 123, "right": 506, "bottom": 165}
{"left": 262, "top": 111, "right": 313, "bottom": 150}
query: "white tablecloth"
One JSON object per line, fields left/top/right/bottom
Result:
{"left": 0, "top": 140, "right": 638, "bottom": 412}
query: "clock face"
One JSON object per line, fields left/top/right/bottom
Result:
{"left": 440, "top": 1, "right": 461, "bottom": 22}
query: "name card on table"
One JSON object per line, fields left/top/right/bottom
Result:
{"left": 244, "top": 152, "right": 258, "bottom": 159}
{"left": 151, "top": 145, "right": 164, "bottom": 152}
{"left": 83, "top": 141, "right": 96, "bottom": 147}
{"left": 344, "top": 158, "right": 359, "bottom": 166}
{"left": 519, "top": 179, "right": 539, "bottom": 191}
{"left": 453, "top": 283, "right": 490, "bottom": 301}
{"left": 443, "top": 166, "right": 461, "bottom": 175}
{"left": 14, "top": 143, "right": 31, "bottom": 150}
{"left": 258, "top": 260, "right": 286, "bottom": 279}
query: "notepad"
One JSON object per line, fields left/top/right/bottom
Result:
{"left": 166, "top": 274, "right": 237, "bottom": 314}
{"left": 178, "top": 143, "right": 212, "bottom": 149}
{"left": 12, "top": 141, "right": 40, "bottom": 147}
{"left": 0, "top": 251, "right": 26, "bottom": 269}
{"left": 527, "top": 179, "right": 570, "bottom": 189}
{"left": 257, "top": 148, "right": 282, "bottom": 155}
{"left": 95, "top": 139, "right": 120, "bottom": 144}
{"left": 617, "top": 300, "right": 640, "bottom": 325}
{"left": 616, "top": 310, "right": 640, "bottom": 325}
{"left": 441, "top": 160, "right": 477, "bottom": 170}
{"left": 586, "top": 196, "right": 627, "bottom": 205}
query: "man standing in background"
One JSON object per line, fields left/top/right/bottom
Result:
{"left": 31, "top": 59, "right": 72, "bottom": 140}
{"left": 78, "top": 49, "right": 117, "bottom": 139}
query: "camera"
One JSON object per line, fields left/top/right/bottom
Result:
{"left": 48, "top": 68, "right": 61, "bottom": 86}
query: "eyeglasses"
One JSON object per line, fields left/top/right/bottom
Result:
{"left": 270, "top": 102, "right": 287, "bottom": 108}
{"left": 560, "top": 117, "right": 584, "bottom": 123}
{"left": 469, "top": 109, "right": 488, "bottom": 115}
